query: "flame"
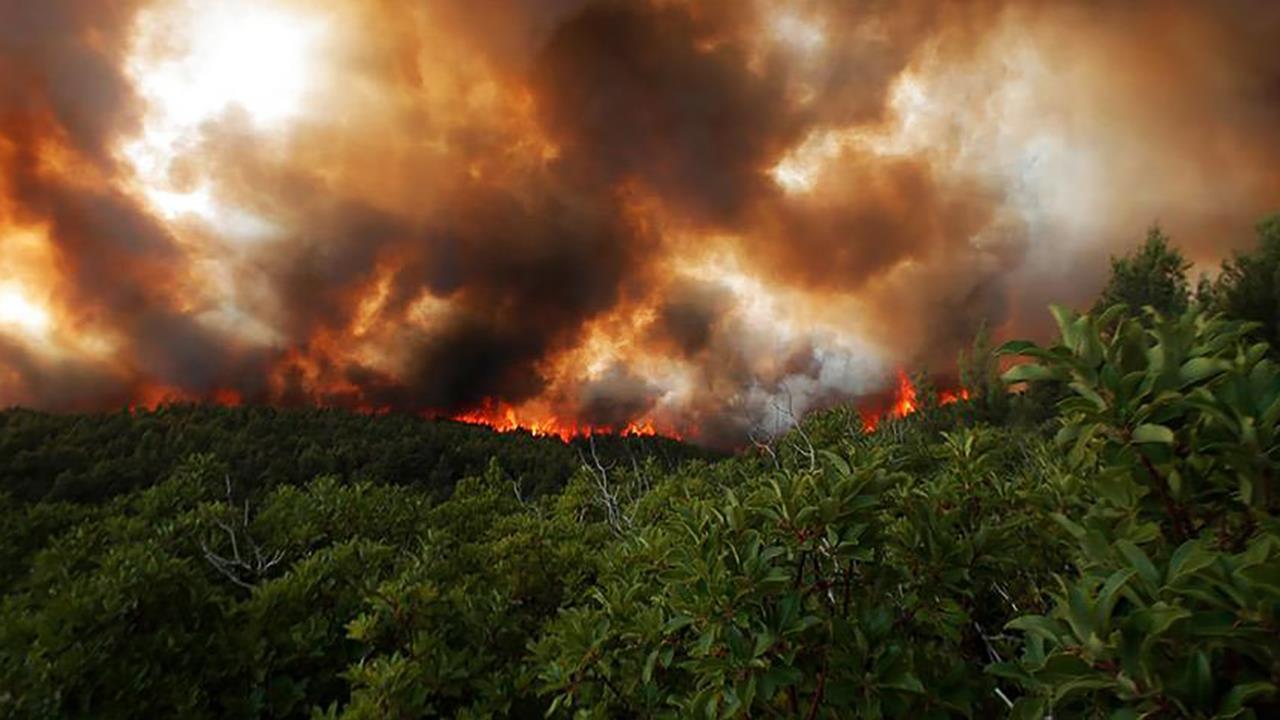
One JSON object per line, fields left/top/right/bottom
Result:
{"left": 451, "top": 400, "right": 673, "bottom": 442}
{"left": 129, "top": 382, "right": 183, "bottom": 410}
{"left": 891, "top": 369, "right": 919, "bottom": 418}
{"left": 125, "top": 383, "right": 246, "bottom": 412}
{"left": 211, "top": 388, "right": 243, "bottom": 407}
{"left": 0, "top": 0, "right": 1274, "bottom": 453}
{"left": 622, "top": 419, "right": 658, "bottom": 437}
{"left": 860, "top": 370, "right": 969, "bottom": 432}
{"left": 112, "top": 367, "right": 961, "bottom": 443}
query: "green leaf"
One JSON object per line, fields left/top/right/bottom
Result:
{"left": 643, "top": 649, "right": 659, "bottom": 683}
{"left": 760, "top": 665, "right": 803, "bottom": 699}
{"left": 1184, "top": 650, "right": 1213, "bottom": 707}
{"left": 997, "top": 339, "right": 1040, "bottom": 356}
{"left": 1131, "top": 424, "right": 1174, "bottom": 444}
{"left": 1069, "top": 382, "right": 1107, "bottom": 411}
{"left": 751, "top": 631, "right": 774, "bottom": 659}
{"left": 880, "top": 672, "right": 925, "bottom": 695}
{"left": 1007, "top": 615, "right": 1066, "bottom": 644}
{"left": 986, "top": 661, "right": 1032, "bottom": 683}
{"left": 1065, "top": 584, "right": 1097, "bottom": 643}
{"left": 664, "top": 614, "right": 695, "bottom": 633}
{"left": 1178, "top": 357, "right": 1225, "bottom": 386}
{"left": 1051, "top": 513, "right": 1086, "bottom": 540}
{"left": 1116, "top": 540, "right": 1161, "bottom": 586}
{"left": 865, "top": 605, "right": 893, "bottom": 642}
{"left": 1167, "top": 540, "right": 1216, "bottom": 585}
{"left": 1054, "top": 424, "right": 1080, "bottom": 447}
{"left": 1129, "top": 602, "right": 1190, "bottom": 639}
{"left": 1010, "top": 696, "right": 1048, "bottom": 720}
{"left": 1049, "top": 304, "right": 1079, "bottom": 342}
{"left": 1219, "top": 681, "right": 1276, "bottom": 717}
{"left": 1095, "top": 569, "right": 1136, "bottom": 633}
{"left": 1094, "top": 468, "right": 1137, "bottom": 508}
{"left": 1004, "top": 364, "right": 1063, "bottom": 384}
{"left": 1051, "top": 675, "right": 1118, "bottom": 703}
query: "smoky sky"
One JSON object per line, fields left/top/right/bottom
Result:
{"left": 1, "top": 0, "right": 1278, "bottom": 444}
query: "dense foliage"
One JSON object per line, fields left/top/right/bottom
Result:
{"left": 996, "top": 306, "right": 1280, "bottom": 718}
{"left": 0, "top": 405, "right": 708, "bottom": 504}
{"left": 1207, "top": 214, "right": 1280, "bottom": 354}
{"left": 1093, "top": 225, "right": 1192, "bottom": 319}
{"left": 3, "top": 219, "right": 1280, "bottom": 718}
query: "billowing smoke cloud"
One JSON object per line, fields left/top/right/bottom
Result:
{"left": 0, "top": 0, "right": 274, "bottom": 409}
{"left": 1, "top": 0, "right": 1278, "bottom": 445}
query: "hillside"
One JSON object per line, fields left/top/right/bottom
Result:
{"left": 0, "top": 405, "right": 714, "bottom": 504}
{"left": 2, "top": 224, "right": 1280, "bottom": 718}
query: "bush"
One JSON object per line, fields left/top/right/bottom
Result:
{"left": 995, "top": 305, "right": 1280, "bottom": 718}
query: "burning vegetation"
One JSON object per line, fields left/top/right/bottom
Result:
{"left": 1, "top": 1, "right": 1279, "bottom": 445}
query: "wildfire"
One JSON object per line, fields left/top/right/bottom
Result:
{"left": 860, "top": 370, "right": 970, "bottom": 432}
{"left": 451, "top": 401, "right": 667, "bottom": 442}
{"left": 116, "top": 382, "right": 667, "bottom": 442}
{"left": 939, "top": 388, "right": 972, "bottom": 406}
{"left": 451, "top": 370, "right": 971, "bottom": 443}
{"left": 126, "top": 384, "right": 246, "bottom": 412}
{"left": 109, "top": 361, "right": 969, "bottom": 444}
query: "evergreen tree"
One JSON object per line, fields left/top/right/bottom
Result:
{"left": 1212, "top": 213, "right": 1280, "bottom": 352}
{"left": 1092, "top": 224, "right": 1191, "bottom": 319}
{"left": 958, "top": 320, "right": 1010, "bottom": 422}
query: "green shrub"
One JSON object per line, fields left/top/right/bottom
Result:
{"left": 995, "top": 305, "right": 1280, "bottom": 718}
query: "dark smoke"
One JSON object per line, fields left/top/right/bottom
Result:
{"left": 532, "top": 1, "right": 802, "bottom": 227}
{"left": 0, "top": 0, "right": 272, "bottom": 403}
{"left": 573, "top": 364, "right": 658, "bottom": 429}
{"left": 2, "top": 0, "right": 1279, "bottom": 446}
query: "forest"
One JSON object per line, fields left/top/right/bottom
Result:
{"left": 2, "top": 213, "right": 1279, "bottom": 718}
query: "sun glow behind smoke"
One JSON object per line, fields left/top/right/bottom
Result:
{"left": 0, "top": 226, "right": 60, "bottom": 350}
{"left": 5, "top": 0, "right": 1275, "bottom": 444}
{"left": 103, "top": 0, "right": 1086, "bottom": 441}
{"left": 123, "top": 0, "right": 327, "bottom": 226}
{"left": 130, "top": 0, "right": 325, "bottom": 129}
{"left": 0, "top": 286, "right": 49, "bottom": 338}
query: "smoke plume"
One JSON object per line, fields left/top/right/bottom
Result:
{"left": 1, "top": 0, "right": 1278, "bottom": 444}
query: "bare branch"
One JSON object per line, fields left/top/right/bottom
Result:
{"left": 772, "top": 395, "right": 816, "bottom": 471}
{"left": 748, "top": 425, "right": 780, "bottom": 469}
{"left": 199, "top": 475, "right": 286, "bottom": 591}
{"left": 579, "top": 435, "right": 633, "bottom": 536}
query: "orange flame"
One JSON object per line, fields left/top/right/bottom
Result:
{"left": 450, "top": 400, "right": 674, "bottom": 442}
{"left": 119, "top": 372, "right": 964, "bottom": 443}
{"left": 126, "top": 383, "right": 246, "bottom": 412}
{"left": 860, "top": 370, "right": 969, "bottom": 432}
{"left": 891, "top": 369, "right": 918, "bottom": 418}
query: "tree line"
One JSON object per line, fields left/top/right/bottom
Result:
{"left": 1, "top": 213, "right": 1278, "bottom": 718}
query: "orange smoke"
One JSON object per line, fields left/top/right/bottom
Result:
{"left": 2, "top": 0, "right": 1277, "bottom": 448}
